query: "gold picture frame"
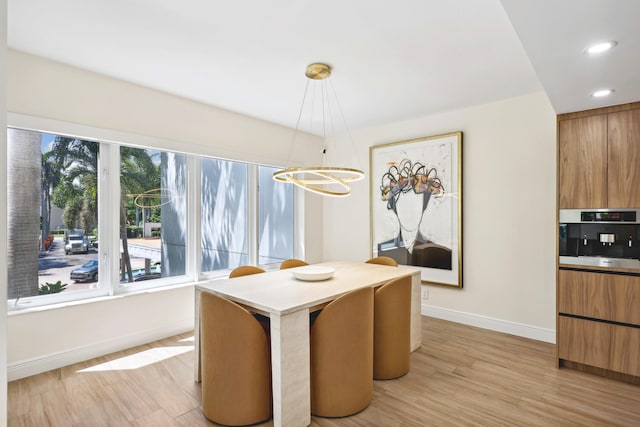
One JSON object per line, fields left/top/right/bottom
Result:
{"left": 369, "top": 132, "right": 463, "bottom": 288}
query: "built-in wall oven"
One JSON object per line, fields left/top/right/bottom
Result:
{"left": 559, "top": 208, "right": 640, "bottom": 270}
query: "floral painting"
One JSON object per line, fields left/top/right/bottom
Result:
{"left": 369, "top": 132, "right": 462, "bottom": 287}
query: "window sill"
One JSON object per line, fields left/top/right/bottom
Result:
{"left": 7, "top": 281, "right": 196, "bottom": 317}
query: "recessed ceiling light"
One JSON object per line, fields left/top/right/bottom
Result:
{"left": 592, "top": 89, "right": 614, "bottom": 98}
{"left": 586, "top": 41, "right": 617, "bottom": 54}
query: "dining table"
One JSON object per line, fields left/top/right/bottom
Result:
{"left": 194, "top": 260, "right": 422, "bottom": 427}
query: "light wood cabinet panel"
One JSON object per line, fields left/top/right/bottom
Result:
{"left": 558, "top": 316, "right": 640, "bottom": 377}
{"left": 558, "top": 270, "right": 640, "bottom": 325}
{"left": 557, "top": 103, "right": 640, "bottom": 381}
{"left": 558, "top": 115, "right": 608, "bottom": 208}
{"left": 608, "top": 109, "right": 640, "bottom": 208}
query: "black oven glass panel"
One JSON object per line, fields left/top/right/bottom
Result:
{"left": 559, "top": 223, "right": 640, "bottom": 259}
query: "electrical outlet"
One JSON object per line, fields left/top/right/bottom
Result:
{"left": 421, "top": 288, "right": 429, "bottom": 301}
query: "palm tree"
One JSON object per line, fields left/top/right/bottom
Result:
{"left": 8, "top": 129, "right": 41, "bottom": 298}
{"left": 49, "top": 136, "right": 99, "bottom": 233}
{"left": 41, "top": 152, "right": 61, "bottom": 250}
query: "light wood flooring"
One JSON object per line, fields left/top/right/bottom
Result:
{"left": 8, "top": 316, "right": 640, "bottom": 426}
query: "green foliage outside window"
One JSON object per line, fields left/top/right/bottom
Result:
{"left": 39, "top": 281, "right": 68, "bottom": 295}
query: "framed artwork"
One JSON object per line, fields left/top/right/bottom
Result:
{"left": 369, "top": 132, "right": 462, "bottom": 288}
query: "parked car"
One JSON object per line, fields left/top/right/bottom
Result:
{"left": 132, "top": 263, "right": 162, "bottom": 282}
{"left": 65, "top": 233, "right": 90, "bottom": 254}
{"left": 133, "top": 273, "right": 161, "bottom": 282}
{"left": 70, "top": 259, "right": 98, "bottom": 282}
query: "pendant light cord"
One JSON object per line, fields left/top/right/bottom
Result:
{"left": 286, "top": 78, "right": 312, "bottom": 165}
{"left": 328, "top": 78, "right": 362, "bottom": 171}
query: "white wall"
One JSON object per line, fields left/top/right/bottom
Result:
{"left": 6, "top": 50, "right": 324, "bottom": 379}
{"left": 8, "top": 50, "right": 320, "bottom": 167}
{"left": 1, "top": 0, "right": 9, "bottom": 422}
{"left": 323, "top": 92, "right": 557, "bottom": 341}
{"left": 7, "top": 287, "right": 193, "bottom": 379}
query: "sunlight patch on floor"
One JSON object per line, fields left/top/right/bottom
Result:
{"left": 77, "top": 345, "right": 193, "bottom": 372}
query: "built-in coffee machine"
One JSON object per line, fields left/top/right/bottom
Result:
{"left": 559, "top": 209, "right": 640, "bottom": 270}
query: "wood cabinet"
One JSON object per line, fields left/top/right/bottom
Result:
{"left": 608, "top": 109, "right": 640, "bottom": 207}
{"left": 558, "top": 269, "right": 640, "bottom": 325}
{"left": 557, "top": 269, "right": 640, "bottom": 378}
{"left": 558, "top": 115, "right": 608, "bottom": 208}
{"left": 557, "top": 102, "right": 640, "bottom": 382}
{"left": 558, "top": 316, "right": 640, "bottom": 377}
{"left": 558, "top": 103, "right": 640, "bottom": 209}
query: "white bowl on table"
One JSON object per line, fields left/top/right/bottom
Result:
{"left": 291, "top": 266, "right": 336, "bottom": 282}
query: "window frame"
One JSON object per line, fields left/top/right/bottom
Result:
{"left": 113, "top": 146, "right": 193, "bottom": 294}
{"left": 7, "top": 128, "right": 109, "bottom": 308}
{"left": 7, "top": 113, "right": 300, "bottom": 311}
{"left": 257, "top": 164, "right": 296, "bottom": 268}
{"left": 196, "top": 161, "right": 297, "bottom": 279}
{"left": 198, "top": 156, "right": 250, "bottom": 277}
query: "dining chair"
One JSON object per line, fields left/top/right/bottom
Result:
{"left": 228, "top": 265, "right": 270, "bottom": 333}
{"left": 279, "top": 258, "right": 309, "bottom": 269}
{"left": 200, "top": 292, "right": 272, "bottom": 425}
{"left": 373, "top": 276, "right": 411, "bottom": 379}
{"left": 229, "top": 265, "right": 265, "bottom": 278}
{"left": 365, "top": 256, "right": 398, "bottom": 267}
{"left": 310, "top": 286, "right": 374, "bottom": 417}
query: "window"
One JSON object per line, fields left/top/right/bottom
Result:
{"left": 7, "top": 128, "right": 101, "bottom": 301}
{"left": 200, "top": 158, "right": 248, "bottom": 272}
{"left": 7, "top": 124, "right": 298, "bottom": 308}
{"left": 119, "top": 147, "right": 187, "bottom": 286}
{"left": 258, "top": 165, "right": 294, "bottom": 265}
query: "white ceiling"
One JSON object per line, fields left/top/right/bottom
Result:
{"left": 501, "top": 0, "right": 640, "bottom": 115}
{"left": 7, "top": 0, "right": 639, "bottom": 132}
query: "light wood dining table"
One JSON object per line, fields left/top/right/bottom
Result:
{"left": 194, "top": 261, "right": 422, "bottom": 427}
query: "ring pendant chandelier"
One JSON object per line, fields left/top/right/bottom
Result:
{"left": 273, "top": 63, "right": 364, "bottom": 197}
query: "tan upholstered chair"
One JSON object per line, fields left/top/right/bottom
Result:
{"left": 373, "top": 276, "right": 411, "bottom": 379}
{"left": 279, "top": 258, "right": 309, "bottom": 269}
{"left": 310, "top": 287, "right": 374, "bottom": 417}
{"left": 366, "top": 256, "right": 398, "bottom": 267}
{"left": 200, "top": 292, "right": 272, "bottom": 425}
{"left": 228, "top": 265, "right": 270, "bottom": 333}
{"left": 229, "top": 265, "right": 265, "bottom": 278}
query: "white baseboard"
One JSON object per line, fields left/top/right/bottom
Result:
{"left": 422, "top": 304, "right": 556, "bottom": 344}
{"left": 8, "top": 323, "right": 194, "bottom": 381}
